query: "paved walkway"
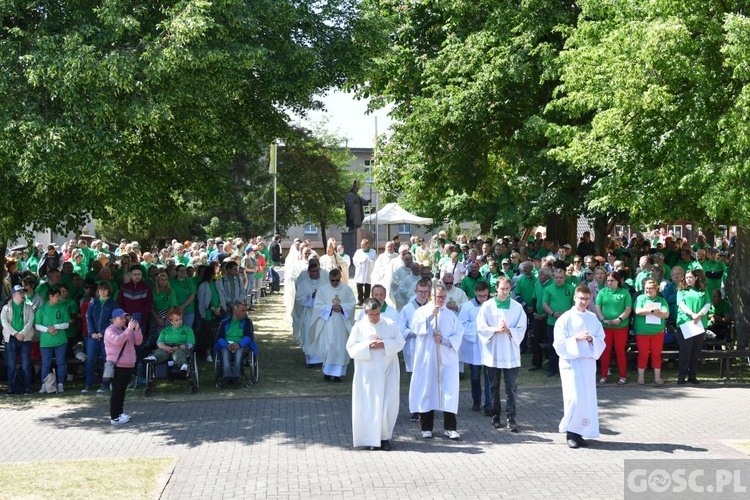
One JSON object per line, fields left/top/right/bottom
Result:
{"left": 1, "top": 383, "right": 749, "bottom": 499}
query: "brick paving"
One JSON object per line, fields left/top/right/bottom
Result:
{"left": 1, "top": 383, "right": 749, "bottom": 499}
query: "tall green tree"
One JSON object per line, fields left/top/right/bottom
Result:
{"left": 548, "top": 0, "right": 750, "bottom": 344}
{"left": 360, "top": 0, "right": 581, "bottom": 237}
{"left": 0, "top": 0, "right": 374, "bottom": 275}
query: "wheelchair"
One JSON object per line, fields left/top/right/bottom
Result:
{"left": 213, "top": 346, "right": 259, "bottom": 389}
{"left": 142, "top": 349, "right": 200, "bottom": 397}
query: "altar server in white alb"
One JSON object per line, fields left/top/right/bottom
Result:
{"left": 476, "top": 276, "right": 527, "bottom": 432}
{"left": 356, "top": 285, "right": 398, "bottom": 323}
{"left": 347, "top": 298, "right": 405, "bottom": 451}
{"left": 409, "top": 284, "right": 464, "bottom": 440}
{"left": 309, "top": 269, "right": 356, "bottom": 382}
{"left": 458, "top": 280, "right": 492, "bottom": 414}
{"left": 553, "top": 284, "right": 606, "bottom": 449}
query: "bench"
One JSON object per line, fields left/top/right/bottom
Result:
{"left": 538, "top": 341, "right": 750, "bottom": 381}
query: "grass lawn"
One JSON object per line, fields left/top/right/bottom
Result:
{"left": 0, "top": 457, "right": 174, "bottom": 499}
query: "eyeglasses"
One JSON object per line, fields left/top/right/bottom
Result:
{"left": 435, "top": 295, "right": 447, "bottom": 299}
{"left": 443, "top": 281, "right": 453, "bottom": 285}
{"left": 330, "top": 279, "right": 341, "bottom": 283}
{"left": 574, "top": 260, "right": 581, "bottom": 263}
{"left": 475, "top": 294, "right": 489, "bottom": 299}
{"left": 416, "top": 290, "right": 430, "bottom": 295}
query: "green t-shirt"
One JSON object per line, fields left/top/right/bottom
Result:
{"left": 225, "top": 318, "right": 245, "bottom": 343}
{"left": 709, "top": 299, "right": 732, "bottom": 323}
{"left": 34, "top": 302, "right": 70, "bottom": 348}
{"left": 153, "top": 288, "right": 178, "bottom": 312}
{"left": 595, "top": 286, "right": 632, "bottom": 329}
{"left": 514, "top": 274, "right": 537, "bottom": 309}
{"left": 60, "top": 297, "right": 79, "bottom": 339}
{"left": 634, "top": 271, "right": 652, "bottom": 292}
{"left": 675, "top": 260, "right": 702, "bottom": 273}
{"left": 11, "top": 301, "right": 25, "bottom": 332}
{"left": 460, "top": 274, "right": 487, "bottom": 299}
{"left": 543, "top": 283, "right": 575, "bottom": 325}
{"left": 170, "top": 278, "right": 197, "bottom": 312}
{"left": 701, "top": 260, "right": 727, "bottom": 297}
{"left": 676, "top": 288, "right": 711, "bottom": 327}
{"left": 534, "top": 279, "right": 552, "bottom": 314}
{"left": 157, "top": 325, "right": 196, "bottom": 346}
{"left": 633, "top": 294, "right": 668, "bottom": 335}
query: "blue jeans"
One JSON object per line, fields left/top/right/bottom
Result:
{"left": 220, "top": 347, "right": 248, "bottom": 378}
{"left": 84, "top": 336, "right": 107, "bottom": 388}
{"left": 469, "top": 364, "right": 491, "bottom": 409}
{"left": 183, "top": 312, "right": 196, "bottom": 332}
{"left": 5, "top": 337, "right": 32, "bottom": 392}
{"left": 41, "top": 343, "right": 68, "bottom": 384}
{"left": 246, "top": 276, "right": 256, "bottom": 299}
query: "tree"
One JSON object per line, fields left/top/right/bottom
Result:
{"left": 548, "top": 0, "right": 750, "bottom": 345}
{"left": 275, "top": 126, "right": 354, "bottom": 244}
{"left": 0, "top": 0, "right": 376, "bottom": 279}
{"left": 360, "top": 0, "right": 582, "bottom": 237}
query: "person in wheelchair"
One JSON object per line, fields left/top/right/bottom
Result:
{"left": 144, "top": 307, "right": 195, "bottom": 375}
{"left": 216, "top": 301, "right": 257, "bottom": 387}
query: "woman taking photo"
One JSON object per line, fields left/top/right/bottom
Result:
{"left": 676, "top": 270, "right": 711, "bottom": 385}
{"left": 633, "top": 279, "right": 669, "bottom": 385}
{"left": 594, "top": 271, "right": 633, "bottom": 385}
{"left": 105, "top": 309, "right": 142, "bottom": 425}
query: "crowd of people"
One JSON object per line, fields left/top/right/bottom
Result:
{"left": 1, "top": 234, "right": 277, "bottom": 423}
{"left": 282, "top": 227, "right": 734, "bottom": 450}
{"left": 2, "top": 227, "right": 736, "bottom": 443}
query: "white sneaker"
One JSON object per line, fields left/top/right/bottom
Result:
{"left": 206, "top": 355, "right": 213, "bottom": 363}
{"left": 444, "top": 430, "right": 460, "bottom": 440}
{"left": 39, "top": 386, "right": 47, "bottom": 394}
{"left": 97, "top": 386, "right": 109, "bottom": 394}
{"left": 180, "top": 364, "right": 188, "bottom": 372}
{"left": 143, "top": 356, "right": 157, "bottom": 362}
{"left": 111, "top": 414, "right": 131, "bottom": 425}
{"left": 81, "top": 387, "right": 90, "bottom": 394}
{"left": 421, "top": 430, "right": 433, "bottom": 439}
{"left": 57, "top": 384, "right": 64, "bottom": 393}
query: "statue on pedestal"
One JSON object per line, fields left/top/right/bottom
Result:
{"left": 344, "top": 180, "right": 370, "bottom": 232}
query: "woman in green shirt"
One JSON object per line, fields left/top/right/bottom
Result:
{"left": 594, "top": 271, "right": 632, "bottom": 385}
{"left": 633, "top": 279, "right": 669, "bottom": 385}
{"left": 676, "top": 270, "right": 711, "bottom": 385}
{"left": 35, "top": 288, "right": 71, "bottom": 394}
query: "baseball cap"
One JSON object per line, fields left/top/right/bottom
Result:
{"left": 11, "top": 285, "right": 24, "bottom": 295}
{"left": 111, "top": 308, "right": 127, "bottom": 319}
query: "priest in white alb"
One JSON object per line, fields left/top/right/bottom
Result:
{"left": 309, "top": 269, "right": 356, "bottom": 382}
{"left": 347, "top": 298, "right": 405, "bottom": 451}
{"left": 293, "top": 259, "right": 328, "bottom": 367}
{"left": 394, "top": 262, "right": 421, "bottom": 311}
{"left": 553, "top": 284, "right": 606, "bottom": 449}
{"left": 409, "top": 284, "right": 464, "bottom": 440}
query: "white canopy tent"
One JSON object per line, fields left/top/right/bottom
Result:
{"left": 362, "top": 203, "right": 433, "bottom": 251}
{"left": 362, "top": 202, "right": 433, "bottom": 226}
